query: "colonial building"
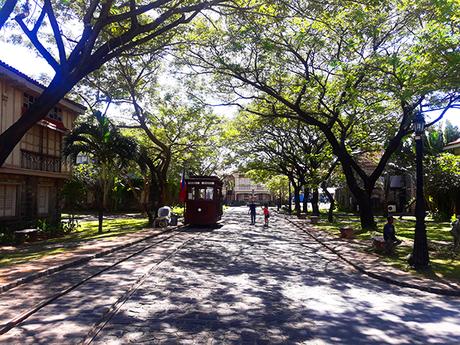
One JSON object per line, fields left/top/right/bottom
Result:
{"left": 0, "top": 60, "right": 85, "bottom": 229}
{"left": 223, "top": 173, "right": 273, "bottom": 204}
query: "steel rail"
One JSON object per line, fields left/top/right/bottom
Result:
{"left": 0, "top": 227, "right": 187, "bottom": 335}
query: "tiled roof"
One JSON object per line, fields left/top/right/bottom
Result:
{"left": 0, "top": 59, "right": 47, "bottom": 89}
{"left": 0, "top": 59, "right": 86, "bottom": 112}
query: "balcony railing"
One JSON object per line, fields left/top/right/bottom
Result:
{"left": 21, "top": 150, "right": 62, "bottom": 173}
{"left": 234, "top": 185, "right": 268, "bottom": 192}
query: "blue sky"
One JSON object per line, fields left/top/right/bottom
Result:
{"left": 0, "top": 40, "right": 459, "bottom": 132}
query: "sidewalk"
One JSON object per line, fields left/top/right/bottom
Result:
{"left": 0, "top": 226, "right": 169, "bottom": 292}
{"left": 285, "top": 215, "right": 460, "bottom": 296}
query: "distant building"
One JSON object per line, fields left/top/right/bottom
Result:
{"left": 223, "top": 173, "right": 273, "bottom": 204}
{"left": 0, "top": 60, "right": 85, "bottom": 229}
{"left": 334, "top": 152, "right": 416, "bottom": 215}
{"left": 444, "top": 138, "right": 460, "bottom": 155}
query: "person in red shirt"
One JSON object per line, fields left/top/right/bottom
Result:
{"left": 262, "top": 204, "right": 270, "bottom": 227}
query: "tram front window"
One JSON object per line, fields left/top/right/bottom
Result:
{"left": 187, "top": 186, "right": 215, "bottom": 200}
{"left": 205, "top": 187, "right": 214, "bottom": 200}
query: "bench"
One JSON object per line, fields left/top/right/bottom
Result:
{"left": 310, "top": 216, "right": 319, "bottom": 224}
{"left": 339, "top": 226, "right": 354, "bottom": 239}
{"left": 15, "top": 228, "right": 40, "bottom": 244}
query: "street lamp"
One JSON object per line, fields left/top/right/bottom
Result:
{"left": 410, "top": 111, "right": 430, "bottom": 269}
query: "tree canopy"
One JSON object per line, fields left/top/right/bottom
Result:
{"left": 0, "top": 0, "right": 227, "bottom": 166}
{"left": 179, "top": 0, "right": 460, "bottom": 228}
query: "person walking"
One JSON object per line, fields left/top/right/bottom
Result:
{"left": 248, "top": 201, "right": 257, "bottom": 225}
{"left": 263, "top": 204, "right": 270, "bottom": 227}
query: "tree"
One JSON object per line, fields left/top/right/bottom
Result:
{"left": 0, "top": 0, "right": 225, "bottom": 166}
{"left": 264, "top": 175, "right": 289, "bottom": 210}
{"left": 180, "top": 0, "right": 460, "bottom": 229}
{"left": 0, "top": 0, "right": 19, "bottom": 29}
{"left": 63, "top": 111, "right": 137, "bottom": 233}
{"left": 387, "top": 120, "right": 460, "bottom": 220}
{"left": 80, "top": 50, "right": 224, "bottom": 216}
{"left": 426, "top": 153, "right": 460, "bottom": 220}
{"left": 444, "top": 120, "right": 460, "bottom": 144}
{"left": 226, "top": 110, "right": 336, "bottom": 218}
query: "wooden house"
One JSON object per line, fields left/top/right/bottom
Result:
{"left": 0, "top": 60, "right": 85, "bottom": 229}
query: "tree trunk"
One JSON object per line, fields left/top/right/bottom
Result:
{"left": 293, "top": 185, "right": 301, "bottom": 217}
{"left": 150, "top": 177, "right": 161, "bottom": 223}
{"left": 311, "top": 188, "right": 320, "bottom": 216}
{"left": 322, "top": 184, "right": 334, "bottom": 223}
{"left": 303, "top": 188, "right": 309, "bottom": 214}
{"left": 355, "top": 192, "right": 377, "bottom": 230}
{"left": 98, "top": 207, "right": 104, "bottom": 234}
{"left": 97, "top": 189, "right": 104, "bottom": 234}
{"left": 147, "top": 209, "right": 154, "bottom": 224}
{"left": 288, "top": 181, "right": 292, "bottom": 214}
{"left": 338, "top": 156, "right": 377, "bottom": 230}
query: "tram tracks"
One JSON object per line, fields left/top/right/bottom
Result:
{"left": 0, "top": 226, "right": 198, "bottom": 339}
{"left": 81, "top": 234, "right": 197, "bottom": 345}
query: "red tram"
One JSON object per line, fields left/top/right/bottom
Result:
{"left": 184, "top": 176, "right": 223, "bottom": 225}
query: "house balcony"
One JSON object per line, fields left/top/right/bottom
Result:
{"left": 21, "top": 150, "right": 62, "bottom": 173}
{"left": 234, "top": 185, "right": 268, "bottom": 193}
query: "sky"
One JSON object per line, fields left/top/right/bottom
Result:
{"left": 0, "top": 39, "right": 459, "bottom": 132}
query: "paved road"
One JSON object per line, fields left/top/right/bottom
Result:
{"left": 93, "top": 208, "right": 460, "bottom": 344}
{"left": 0, "top": 230, "right": 197, "bottom": 344}
{"left": 1, "top": 207, "right": 460, "bottom": 344}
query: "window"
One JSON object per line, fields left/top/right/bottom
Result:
{"left": 48, "top": 107, "right": 63, "bottom": 122}
{"left": 198, "top": 188, "right": 206, "bottom": 200}
{"left": 23, "top": 93, "right": 63, "bottom": 121}
{"left": 23, "top": 92, "right": 36, "bottom": 109}
{"left": 189, "top": 187, "right": 214, "bottom": 200}
{"left": 37, "top": 186, "right": 50, "bottom": 215}
{"left": 0, "top": 185, "right": 17, "bottom": 217}
{"left": 205, "top": 187, "right": 214, "bottom": 200}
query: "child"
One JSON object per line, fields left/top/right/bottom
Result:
{"left": 263, "top": 204, "right": 270, "bottom": 227}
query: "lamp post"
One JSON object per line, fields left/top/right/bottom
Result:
{"left": 410, "top": 111, "right": 430, "bottom": 269}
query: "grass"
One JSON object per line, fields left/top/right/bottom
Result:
{"left": 313, "top": 212, "right": 460, "bottom": 283}
{"left": 0, "top": 217, "right": 149, "bottom": 268}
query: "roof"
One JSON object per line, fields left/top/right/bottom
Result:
{"left": 444, "top": 138, "right": 460, "bottom": 150}
{"left": 0, "top": 59, "right": 86, "bottom": 114}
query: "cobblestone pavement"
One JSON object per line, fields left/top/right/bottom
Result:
{"left": 0, "top": 226, "right": 166, "bottom": 288}
{"left": 91, "top": 207, "right": 460, "bottom": 345}
{"left": 0, "top": 230, "right": 197, "bottom": 344}
{"left": 285, "top": 217, "right": 460, "bottom": 293}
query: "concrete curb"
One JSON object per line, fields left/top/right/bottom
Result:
{"left": 283, "top": 215, "right": 460, "bottom": 297}
{"left": 0, "top": 226, "right": 179, "bottom": 294}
